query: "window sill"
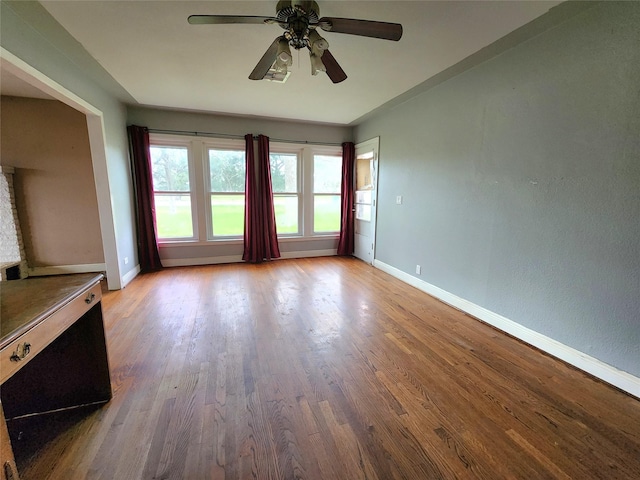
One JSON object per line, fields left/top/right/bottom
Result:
{"left": 278, "top": 235, "right": 339, "bottom": 243}
{"left": 157, "top": 234, "right": 338, "bottom": 248}
{"left": 158, "top": 238, "right": 243, "bottom": 248}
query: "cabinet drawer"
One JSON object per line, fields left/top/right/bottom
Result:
{"left": 0, "top": 283, "right": 102, "bottom": 384}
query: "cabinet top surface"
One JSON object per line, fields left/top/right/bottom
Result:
{"left": 0, "top": 273, "right": 103, "bottom": 348}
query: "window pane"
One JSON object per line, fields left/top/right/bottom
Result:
{"left": 314, "top": 155, "right": 341, "bottom": 193}
{"left": 274, "top": 195, "right": 298, "bottom": 234}
{"left": 211, "top": 194, "right": 245, "bottom": 236}
{"left": 270, "top": 153, "right": 298, "bottom": 193}
{"left": 154, "top": 194, "right": 193, "bottom": 238}
{"left": 150, "top": 146, "right": 190, "bottom": 191}
{"left": 314, "top": 195, "right": 340, "bottom": 232}
{"left": 209, "top": 149, "right": 245, "bottom": 192}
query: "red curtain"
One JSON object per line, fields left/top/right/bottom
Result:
{"left": 127, "top": 125, "right": 162, "bottom": 272}
{"left": 243, "top": 134, "right": 281, "bottom": 263}
{"left": 337, "top": 141, "right": 355, "bottom": 256}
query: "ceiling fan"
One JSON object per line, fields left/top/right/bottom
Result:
{"left": 188, "top": 0, "right": 403, "bottom": 84}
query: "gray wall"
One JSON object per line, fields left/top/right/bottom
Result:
{"left": 128, "top": 106, "right": 352, "bottom": 146}
{"left": 355, "top": 2, "right": 640, "bottom": 376}
{"left": 1, "top": 1, "right": 137, "bottom": 287}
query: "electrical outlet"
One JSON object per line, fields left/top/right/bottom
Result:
{"left": 416, "top": 265, "right": 421, "bottom": 275}
{"left": 396, "top": 195, "right": 403, "bottom": 205}
{"left": 124, "top": 257, "right": 129, "bottom": 265}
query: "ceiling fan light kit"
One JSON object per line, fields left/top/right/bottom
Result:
{"left": 308, "top": 29, "right": 328, "bottom": 76}
{"left": 188, "top": 0, "right": 403, "bottom": 84}
{"left": 276, "top": 37, "right": 293, "bottom": 69}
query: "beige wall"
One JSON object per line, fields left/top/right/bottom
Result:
{"left": 0, "top": 96, "right": 104, "bottom": 267}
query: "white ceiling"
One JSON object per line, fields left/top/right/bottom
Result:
{"left": 18, "top": 1, "right": 560, "bottom": 125}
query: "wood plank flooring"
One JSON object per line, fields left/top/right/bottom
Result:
{"left": 13, "top": 257, "right": 640, "bottom": 479}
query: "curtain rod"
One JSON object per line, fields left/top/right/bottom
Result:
{"left": 146, "top": 128, "right": 344, "bottom": 147}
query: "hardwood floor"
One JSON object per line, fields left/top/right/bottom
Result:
{"left": 14, "top": 257, "right": 640, "bottom": 479}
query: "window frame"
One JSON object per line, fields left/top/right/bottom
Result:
{"left": 311, "top": 149, "right": 342, "bottom": 236}
{"left": 148, "top": 137, "right": 198, "bottom": 242}
{"left": 205, "top": 138, "right": 247, "bottom": 240}
{"left": 269, "top": 146, "right": 302, "bottom": 237}
{"left": 147, "top": 134, "right": 341, "bottom": 246}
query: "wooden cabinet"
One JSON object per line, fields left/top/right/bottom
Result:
{"left": 0, "top": 403, "right": 19, "bottom": 480}
{"left": 0, "top": 274, "right": 112, "bottom": 478}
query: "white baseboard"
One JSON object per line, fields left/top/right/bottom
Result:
{"left": 280, "top": 249, "right": 337, "bottom": 259}
{"left": 161, "top": 255, "right": 243, "bottom": 267}
{"left": 121, "top": 264, "right": 140, "bottom": 288}
{"left": 161, "top": 249, "right": 337, "bottom": 267}
{"left": 373, "top": 260, "right": 640, "bottom": 399}
{"left": 29, "top": 263, "right": 106, "bottom": 276}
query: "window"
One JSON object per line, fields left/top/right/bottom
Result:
{"left": 270, "top": 152, "right": 299, "bottom": 234}
{"left": 208, "top": 148, "right": 246, "bottom": 237}
{"left": 149, "top": 145, "right": 194, "bottom": 239}
{"left": 313, "top": 154, "right": 341, "bottom": 233}
{"left": 149, "top": 134, "right": 342, "bottom": 245}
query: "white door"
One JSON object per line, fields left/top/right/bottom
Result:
{"left": 353, "top": 138, "right": 379, "bottom": 264}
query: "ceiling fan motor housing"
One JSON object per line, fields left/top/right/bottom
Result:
{"left": 276, "top": 0, "right": 320, "bottom": 19}
{"left": 276, "top": 0, "right": 320, "bottom": 49}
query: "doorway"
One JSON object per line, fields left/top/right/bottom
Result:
{"left": 1, "top": 48, "right": 122, "bottom": 289}
{"left": 353, "top": 137, "right": 379, "bottom": 264}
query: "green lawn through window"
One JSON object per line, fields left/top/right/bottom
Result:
{"left": 155, "top": 195, "right": 340, "bottom": 239}
{"left": 155, "top": 196, "right": 193, "bottom": 238}
{"left": 314, "top": 195, "right": 341, "bottom": 232}
{"left": 211, "top": 195, "right": 244, "bottom": 236}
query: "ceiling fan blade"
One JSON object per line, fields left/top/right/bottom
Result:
{"left": 249, "top": 37, "right": 281, "bottom": 80}
{"left": 321, "top": 50, "right": 347, "bottom": 84}
{"left": 188, "top": 15, "right": 277, "bottom": 25}
{"left": 318, "top": 17, "right": 403, "bottom": 41}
